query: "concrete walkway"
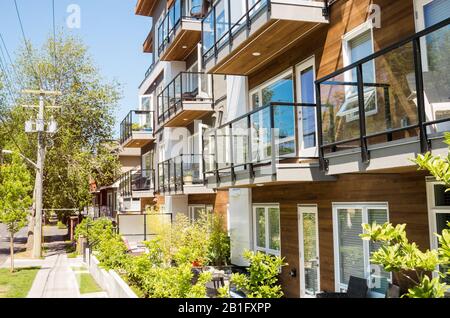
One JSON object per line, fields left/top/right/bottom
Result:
{"left": 1, "top": 225, "right": 107, "bottom": 298}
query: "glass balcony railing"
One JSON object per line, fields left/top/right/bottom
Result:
{"left": 157, "top": 0, "right": 206, "bottom": 56}
{"left": 316, "top": 18, "right": 450, "bottom": 169}
{"left": 203, "top": 102, "right": 317, "bottom": 180}
{"left": 158, "top": 154, "right": 206, "bottom": 193}
{"left": 157, "top": 71, "right": 213, "bottom": 125}
{"left": 119, "top": 110, "right": 155, "bottom": 145}
{"left": 119, "top": 169, "right": 155, "bottom": 197}
{"left": 202, "top": 0, "right": 269, "bottom": 62}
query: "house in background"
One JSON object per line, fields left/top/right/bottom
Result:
{"left": 131, "top": 0, "right": 450, "bottom": 297}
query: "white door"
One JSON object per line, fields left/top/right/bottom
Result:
{"left": 296, "top": 57, "right": 318, "bottom": 158}
{"left": 298, "top": 205, "right": 320, "bottom": 297}
{"left": 414, "top": 0, "right": 450, "bottom": 133}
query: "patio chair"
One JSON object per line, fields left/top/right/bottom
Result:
{"left": 316, "top": 276, "right": 368, "bottom": 298}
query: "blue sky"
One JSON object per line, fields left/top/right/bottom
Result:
{"left": 0, "top": 0, "right": 153, "bottom": 137}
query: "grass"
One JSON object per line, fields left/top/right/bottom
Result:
{"left": 71, "top": 266, "right": 87, "bottom": 272}
{"left": 57, "top": 221, "right": 67, "bottom": 229}
{"left": 76, "top": 273, "right": 102, "bottom": 294}
{"left": 0, "top": 267, "right": 40, "bottom": 298}
{"left": 65, "top": 243, "right": 78, "bottom": 258}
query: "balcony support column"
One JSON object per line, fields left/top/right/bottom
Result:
{"left": 356, "top": 64, "right": 370, "bottom": 164}
{"left": 413, "top": 38, "right": 430, "bottom": 153}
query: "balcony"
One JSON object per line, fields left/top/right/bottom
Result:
{"left": 120, "top": 169, "right": 156, "bottom": 198}
{"left": 135, "top": 0, "right": 158, "bottom": 16}
{"left": 316, "top": 18, "right": 450, "bottom": 175}
{"left": 143, "top": 30, "right": 153, "bottom": 53}
{"left": 201, "top": 0, "right": 329, "bottom": 75}
{"left": 203, "top": 102, "right": 335, "bottom": 189}
{"left": 157, "top": 71, "right": 214, "bottom": 127}
{"left": 158, "top": 0, "right": 207, "bottom": 61}
{"left": 158, "top": 154, "right": 214, "bottom": 195}
{"left": 120, "top": 110, "right": 155, "bottom": 148}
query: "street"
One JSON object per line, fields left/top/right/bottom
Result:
{"left": 0, "top": 224, "right": 28, "bottom": 265}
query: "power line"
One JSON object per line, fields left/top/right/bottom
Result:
{"left": 13, "top": 0, "right": 42, "bottom": 90}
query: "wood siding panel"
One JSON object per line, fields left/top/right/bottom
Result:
{"left": 251, "top": 171, "right": 429, "bottom": 297}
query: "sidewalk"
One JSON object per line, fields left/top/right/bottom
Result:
{"left": 2, "top": 225, "right": 107, "bottom": 298}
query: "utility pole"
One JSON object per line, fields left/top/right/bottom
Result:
{"left": 22, "top": 89, "right": 60, "bottom": 259}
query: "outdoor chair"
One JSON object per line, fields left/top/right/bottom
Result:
{"left": 316, "top": 276, "right": 368, "bottom": 298}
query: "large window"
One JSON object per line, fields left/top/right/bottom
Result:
{"left": 253, "top": 205, "right": 280, "bottom": 256}
{"left": 339, "top": 22, "right": 377, "bottom": 121}
{"left": 426, "top": 181, "right": 450, "bottom": 284}
{"left": 249, "top": 71, "right": 296, "bottom": 160}
{"left": 333, "top": 203, "right": 390, "bottom": 295}
{"left": 188, "top": 204, "right": 213, "bottom": 222}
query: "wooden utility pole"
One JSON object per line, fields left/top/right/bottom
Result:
{"left": 22, "top": 89, "right": 61, "bottom": 259}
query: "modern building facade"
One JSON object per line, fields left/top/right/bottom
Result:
{"left": 129, "top": 0, "right": 449, "bottom": 298}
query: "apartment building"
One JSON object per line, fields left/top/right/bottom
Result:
{"left": 120, "top": 0, "right": 229, "bottom": 225}
{"left": 90, "top": 143, "right": 141, "bottom": 219}
{"left": 131, "top": 0, "right": 449, "bottom": 298}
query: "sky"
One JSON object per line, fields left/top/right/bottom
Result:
{"left": 0, "top": 0, "right": 153, "bottom": 137}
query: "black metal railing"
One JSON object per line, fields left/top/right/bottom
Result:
{"left": 201, "top": 0, "right": 329, "bottom": 65}
{"left": 315, "top": 18, "right": 450, "bottom": 171}
{"left": 157, "top": 71, "right": 213, "bottom": 125}
{"left": 119, "top": 110, "right": 155, "bottom": 145}
{"left": 157, "top": 0, "right": 207, "bottom": 56}
{"left": 158, "top": 154, "right": 206, "bottom": 193}
{"left": 203, "top": 102, "right": 318, "bottom": 183}
{"left": 119, "top": 169, "right": 155, "bottom": 197}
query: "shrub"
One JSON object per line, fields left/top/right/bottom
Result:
{"left": 96, "top": 235, "right": 130, "bottom": 271}
{"left": 361, "top": 222, "right": 449, "bottom": 298}
{"left": 75, "top": 217, "right": 114, "bottom": 247}
{"left": 228, "top": 250, "right": 286, "bottom": 298}
{"left": 140, "top": 264, "right": 212, "bottom": 298}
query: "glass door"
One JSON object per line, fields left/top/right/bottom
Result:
{"left": 296, "top": 57, "right": 318, "bottom": 157}
{"left": 298, "top": 205, "right": 320, "bottom": 297}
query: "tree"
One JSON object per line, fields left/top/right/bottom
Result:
{"left": 0, "top": 32, "right": 121, "bottom": 225}
{"left": 0, "top": 154, "right": 33, "bottom": 272}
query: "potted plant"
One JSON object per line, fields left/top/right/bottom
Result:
{"left": 183, "top": 171, "right": 193, "bottom": 185}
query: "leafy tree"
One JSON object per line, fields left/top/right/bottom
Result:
{"left": 1, "top": 33, "right": 121, "bottom": 223}
{"left": 0, "top": 154, "right": 32, "bottom": 272}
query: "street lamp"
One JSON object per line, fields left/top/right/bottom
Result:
{"left": 1, "top": 150, "right": 39, "bottom": 171}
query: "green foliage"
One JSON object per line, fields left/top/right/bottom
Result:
{"left": 95, "top": 235, "right": 129, "bottom": 271}
{"left": 74, "top": 217, "right": 114, "bottom": 246}
{"left": 229, "top": 250, "right": 286, "bottom": 298}
{"left": 0, "top": 32, "right": 121, "bottom": 216}
{"left": 414, "top": 132, "right": 450, "bottom": 189}
{"left": 140, "top": 264, "right": 212, "bottom": 298}
{"left": 406, "top": 276, "right": 447, "bottom": 298}
{"left": 0, "top": 154, "right": 32, "bottom": 235}
{"left": 146, "top": 211, "right": 230, "bottom": 267}
{"left": 361, "top": 222, "right": 449, "bottom": 298}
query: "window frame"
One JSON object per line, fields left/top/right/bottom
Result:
{"left": 248, "top": 69, "right": 294, "bottom": 110}
{"left": 426, "top": 180, "right": 450, "bottom": 283}
{"left": 341, "top": 21, "right": 378, "bottom": 122}
{"left": 188, "top": 204, "right": 214, "bottom": 222}
{"left": 252, "top": 204, "right": 281, "bottom": 256}
{"left": 332, "top": 202, "right": 390, "bottom": 292}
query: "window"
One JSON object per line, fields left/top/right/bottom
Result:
{"left": 340, "top": 22, "right": 377, "bottom": 121}
{"left": 249, "top": 71, "right": 296, "bottom": 160}
{"left": 426, "top": 181, "right": 450, "bottom": 285}
{"left": 188, "top": 205, "right": 213, "bottom": 222}
{"left": 253, "top": 205, "right": 280, "bottom": 256}
{"left": 333, "top": 203, "right": 390, "bottom": 295}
